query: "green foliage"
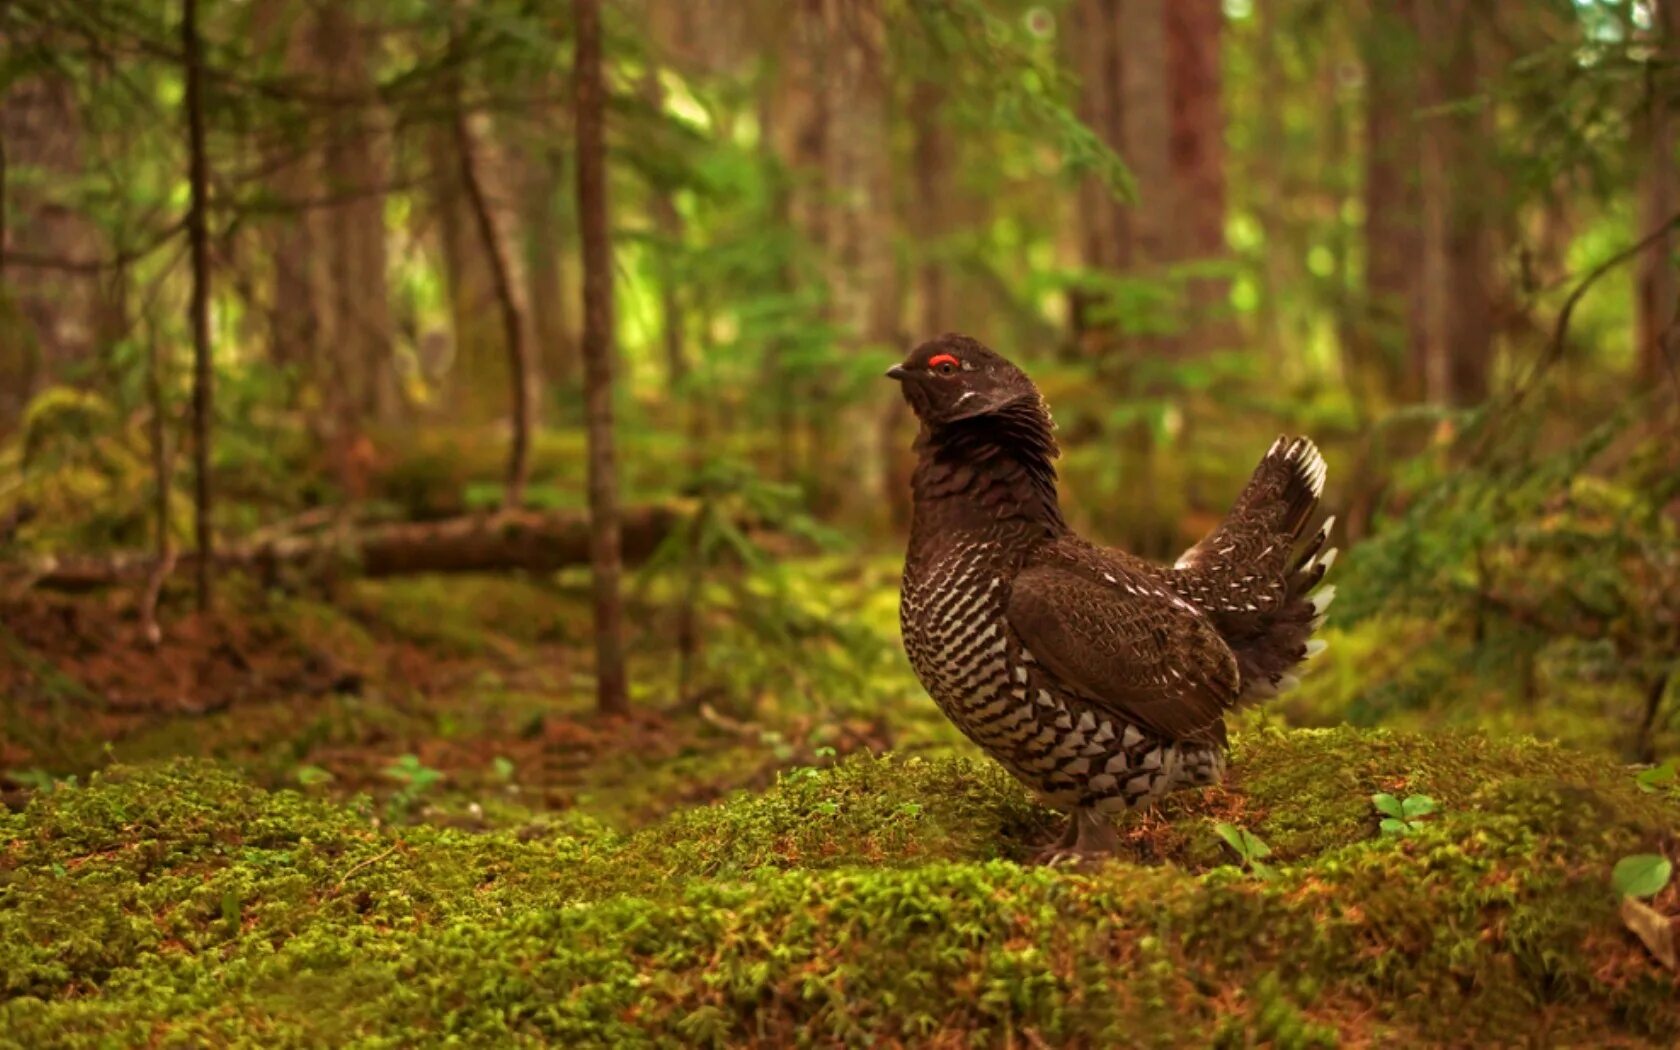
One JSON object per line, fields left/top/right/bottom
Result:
{"left": 900, "top": 0, "right": 1135, "bottom": 200}
{"left": 381, "top": 753, "right": 444, "bottom": 820}
{"left": 1636, "top": 762, "right": 1677, "bottom": 794}
{"left": 1212, "top": 821, "right": 1275, "bottom": 880}
{"left": 1333, "top": 399, "right": 1680, "bottom": 756}
{"left": 292, "top": 764, "right": 335, "bottom": 787}
{"left": 3, "top": 387, "right": 163, "bottom": 552}
{"left": 1611, "top": 854, "right": 1674, "bottom": 900}
{"left": 636, "top": 460, "right": 901, "bottom": 717}
{"left": 1372, "top": 792, "right": 1437, "bottom": 836}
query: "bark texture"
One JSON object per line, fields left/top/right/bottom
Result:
{"left": 1639, "top": 0, "right": 1680, "bottom": 397}
{"left": 183, "top": 0, "right": 214, "bottom": 612}
{"left": 575, "top": 0, "right": 630, "bottom": 716}
{"left": 1361, "top": 0, "right": 1424, "bottom": 401}
{"left": 1165, "top": 0, "right": 1229, "bottom": 332}
{"left": 1417, "top": 0, "right": 1495, "bottom": 406}
{"left": 0, "top": 71, "right": 118, "bottom": 433}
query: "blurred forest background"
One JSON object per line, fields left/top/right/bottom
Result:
{"left": 2, "top": 0, "right": 1679, "bottom": 810}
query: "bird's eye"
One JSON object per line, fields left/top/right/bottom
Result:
{"left": 929, "top": 353, "right": 960, "bottom": 376}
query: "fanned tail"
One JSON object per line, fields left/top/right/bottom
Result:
{"left": 1167, "top": 435, "right": 1337, "bottom": 702}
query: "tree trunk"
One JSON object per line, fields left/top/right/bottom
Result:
{"left": 432, "top": 108, "right": 530, "bottom": 422}
{"left": 1418, "top": 0, "right": 1494, "bottom": 406}
{"left": 1071, "top": 0, "right": 1177, "bottom": 359}
{"left": 1118, "top": 0, "right": 1175, "bottom": 287}
{"left": 0, "top": 70, "right": 112, "bottom": 434}
{"left": 575, "top": 0, "right": 629, "bottom": 717}
{"left": 822, "top": 0, "right": 898, "bottom": 522}
{"left": 1069, "top": 0, "right": 1126, "bottom": 343}
{"left": 1165, "top": 0, "right": 1228, "bottom": 341}
{"left": 1249, "top": 0, "right": 1290, "bottom": 364}
{"left": 251, "top": 0, "right": 319, "bottom": 422}
{"left": 761, "top": 0, "right": 833, "bottom": 494}
{"left": 313, "top": 5, "right": 394, "bottom": 423}
{"left": 1077, "top": 0, "right": 1180, "bottom": 556}
{"left": 139, "top": 323, "right": 175, "bottom": 646}
{"left": 1361, "top": 0, "right": 1424, "bottom": 402}
{"left": 182, "top": 0, "right": 214, "bottom": 613}
{"left": 1639, "top": 0, "right": 1680, "bottom": 399}
{"left": 523, "top": 138, "right": 575, "bottom": 393}
{"left": 887, "top": 79, "right": 956, "bottom": 529}
{"left": 454, "top": 111, "right": 533, "bottom": 509}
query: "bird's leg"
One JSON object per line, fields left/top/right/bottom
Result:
{"left": 1035, "top": 808, "right": 1118, "bottom": 866}
{"left": 1070, "top": 808, "right": 1120, "bottom": 856}
{"left": 1033, "top": 812, "right": 1079, "bottom": 864}
{"left": 1055, "top": 813, "right": 1080, "bottom": 849}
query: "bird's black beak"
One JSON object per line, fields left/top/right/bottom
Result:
{"left": 885, "top": 364, "right": 909, "bottom": 381}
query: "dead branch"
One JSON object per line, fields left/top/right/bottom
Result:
{"left": 7, "top": 505, "right": 682, "bottom": 594}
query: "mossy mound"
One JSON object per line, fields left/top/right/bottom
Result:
{"left": 3, "top": 728, "right": 1677, "bottom": 1047}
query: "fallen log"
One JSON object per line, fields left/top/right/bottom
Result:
{"left": 8, "top": 505, "right": 682, "bottom": 594}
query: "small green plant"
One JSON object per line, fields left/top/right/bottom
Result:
{"left": 1213, "top": 821, "right": 1275, "bottom": 880}
{"left": 1611, "top": 854, "right": 1673, "bottom": 899}
{"left": 382, "top": 753, "right": 443, "bottom": 819}
{"left": 293, "top": 764, "right": 334, "bottom": 787}
{"left": 1373, "top": 792, "right": 1436, "bottom": 835}
{"left": 4, "top": 768, "right": 75, "bottom": 793}
{"left": 1634, "top": 762, "right": 1676, "bottom": 794}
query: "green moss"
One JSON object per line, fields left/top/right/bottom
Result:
{"left": 347, "top": 575, "right": 586, "bottom": 656}
{"left": 4, "top": 729, "right": 1678, "bottom": 1047}
{"left": 1224, "top": 725, "right": 1675, "bottom": 860}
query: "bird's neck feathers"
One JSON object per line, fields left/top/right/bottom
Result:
{"left": 911, "top": 395, "right": 1066, "bottom": 533}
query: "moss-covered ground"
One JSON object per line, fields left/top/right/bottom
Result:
{"left": 3, "top": 571, "right": 1679, "bottom": 1046}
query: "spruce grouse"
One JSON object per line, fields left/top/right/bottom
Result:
{"left": 889, "top": 334, "right": 1336, "bottom": 860}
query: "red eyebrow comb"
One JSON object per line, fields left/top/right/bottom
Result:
{"left": 928, "top": 353, "right": 959, "bottom": 369}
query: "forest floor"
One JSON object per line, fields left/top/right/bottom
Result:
{"left": 0, "top": 571, "right": 906, "bottom": 832}
{"left": 3, "top": 571, "right": 1679, "bottom": 1046}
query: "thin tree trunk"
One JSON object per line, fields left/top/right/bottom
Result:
{"left": 1635, "top": 670, "right": 1672, "bottom": 764}
{"left": 1639, "top": 0, "right": 1680, "bottom": 399}
{"left": 525, "top": 140, "right": 574, "bottom": 391}
{"left": 1362, "top": 0, "right": 1424, "bottom": 402}
{"left": 1251, "top": 0, "right": 1288, "bottom": 364}
{"left": 0, "top": 50, "right": 7, "bottom": 292}
{"left": 575, "top": 0, "right": 629, "bottom": 717}
{"left": 182, "top": 0, "right": 214, "bottom": 613}
{"left": 1069, "top": 0, "right": 1125, "bottom": 342}
{"left": 759, "top": 28, "right": 818, "bottom": 483}
{"left": 139, "top": 324, "right": 175, "bottom": 646}
{"left": 454, "top": 112, "right": 533, "bottom": 509}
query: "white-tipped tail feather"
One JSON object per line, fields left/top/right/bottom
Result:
{"left": 1310, "top": 584, "right": 1337, "bottom": 615}
{"left": 1276, "top": 436, "right": 1327, "bottom": 500}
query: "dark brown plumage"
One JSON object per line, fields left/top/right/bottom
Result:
{"left": 889, "top": 333, "right": 1336, "bottom": 859}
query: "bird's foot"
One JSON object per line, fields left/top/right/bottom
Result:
{"left": 1034, "top": 809, "right": 1120, "bottom": 868}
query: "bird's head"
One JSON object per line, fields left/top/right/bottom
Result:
{"left": 886, "top": 333, "right": 1040, "bottom": 427}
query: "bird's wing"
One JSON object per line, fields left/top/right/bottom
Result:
{"left": 1007, "top": 554, "right": 1240, "bottom": 746}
